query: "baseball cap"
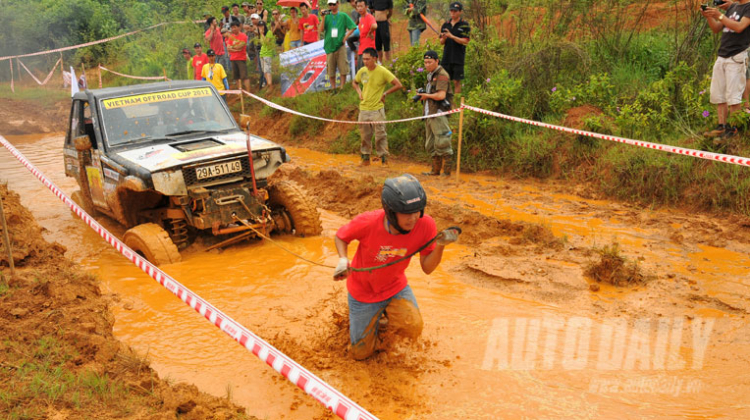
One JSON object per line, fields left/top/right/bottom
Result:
{"left": 250, "top": 13, "right": 260, "bottom": 19}
{"left": 241, "top": 1, "right": 251, "bottom": 5}
{"left": 327, "top": 0, "right": 337, "bottom": 4}
{"left": 181, "top": 47, "right": 190, "bottom": 54}
{"left": 221, "top": 5, "right": 230, "bottom": 11}
{"left": 424, "top": 50, "right": 439, "bottom": 60}
{"left": 206, "top": 49, "right": 216, "bottom": 56}
{"left": 193, "top": 42, "right": 202, "bottom": 48}
{"left": 449, "top": 1, "right": 463, "bottom": 11}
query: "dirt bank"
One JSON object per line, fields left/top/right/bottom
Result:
{"left": 0, "top": 184, "right": 255, "bottom": 419}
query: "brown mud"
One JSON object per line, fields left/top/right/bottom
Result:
{"left": 0, "top": 184, "right": 255, "bottom": 418}
{"left": 2, "top": 69, "right": 750, "bottom": 417}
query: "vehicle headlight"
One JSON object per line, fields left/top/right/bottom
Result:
{"left": 152, "top": 170, "right": 187, "bottom": 196}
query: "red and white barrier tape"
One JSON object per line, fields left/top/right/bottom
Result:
{"left": 17, "top": 58, "right": 61, "bottom": 86}
{"left": 0, "top": 136, "right": 381, "bottom": 420}
{"left": 0, "top": 20, "right": 203, "bottom": 62}
{"left": 99, "top": 65, "right": 170, "bottom": 81}
{"left": 241, "top": 89, "right": 462, "bottom": 124}
{"left": 462, "top": 104, "right": 750, "bottom": 168}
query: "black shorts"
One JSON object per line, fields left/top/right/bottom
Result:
{"left": 375, "top": 21, "right": 390, "bottom": 52}
{"left": 443, "top": 62, "right": 464, "bottom": 81}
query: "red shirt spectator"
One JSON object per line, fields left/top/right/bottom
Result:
{"left": 226, "top": 32, "right": 248, "bottom": 61}
{"left": 191, "top": 53, "right": 209, "bottom": 80}
{"left": 205, "top": 23, "right": 225, "bottom": 56}
{"left": 299, "top": 13, "right": 319, "bottom": 44}
{"left": 357, "top": 12, "right": 376, "bottom": 54}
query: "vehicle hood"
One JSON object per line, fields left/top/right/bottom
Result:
{"left": 115, "top": 133, "right": 280, "bottom": 172}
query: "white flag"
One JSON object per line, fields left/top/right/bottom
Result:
{"left": 70, "top": 66, "right": 79, "bottom": 97}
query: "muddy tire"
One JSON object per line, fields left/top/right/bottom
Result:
{"left": 123, "top": 223, "right": 182, "bottom": 266}
{"left": 268, "top": 180, "right": 322, "bottom": 237}
{"left": 71, "top": 190, "right": 98, "bottom": 217}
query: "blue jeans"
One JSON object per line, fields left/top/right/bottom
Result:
{"left": 409, "top": 29, "right": 422, "bottom": 47}
{"left": 290, "top": 40, "right": 302, "bottom": 49}
{"left": 347, "top": 285, "right": 423, "bottom": 360}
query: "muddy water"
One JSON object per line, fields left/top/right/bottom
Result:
{"left": 1, "top": 134, "right": 749, "bottom": 419}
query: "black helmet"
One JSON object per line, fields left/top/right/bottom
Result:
{"left": 381, "top": 174, "right": 426, "bottom": 234}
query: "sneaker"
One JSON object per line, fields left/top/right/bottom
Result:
{"left": 703, "top": 124, "right": 726, "bottom": 138}
{"left": 721, "top": 125, "right": 738, "bottom": 139}
{"left": 380, "top": 155, "right": 388, "bottom": 166}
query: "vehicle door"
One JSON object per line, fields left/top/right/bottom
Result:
{"left": 68, "top": 99, "right": 111, "bottom": 211}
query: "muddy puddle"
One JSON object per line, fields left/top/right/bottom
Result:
{"left": 1, "top": 133, "right": 749, "bottom": 419}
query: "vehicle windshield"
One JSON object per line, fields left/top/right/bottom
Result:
{"left": 99, "top": 87, "right": 236, "bottom": 147}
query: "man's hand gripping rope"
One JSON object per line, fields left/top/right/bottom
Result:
{"left": 332, "top": 227, "right": 461, "bottom": 280}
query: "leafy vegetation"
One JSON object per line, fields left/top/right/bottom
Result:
{"left": 1, "top": 0, "right": 750, "bottom": 215}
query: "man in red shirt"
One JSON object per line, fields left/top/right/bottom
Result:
{"left": 298, "top": 3, "right": 319, "bottom": 45}
{"left": 333, "top": 174, "right": 459, "bottom": 360}
{"left": 356, "top": 0, "right": 377, "bottom": 57}
{"left": 226, "top": 21, "right": 249, "bottom": 91}
{"left": 191, "top": 43, "right": 209, "bottom": 81}
{"left": 205, "top": 17, "right": 227, "bottom": 61}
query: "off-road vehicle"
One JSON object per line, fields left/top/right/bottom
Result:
{"left": 64, "top": 81, "right": 321, "bottom": 265}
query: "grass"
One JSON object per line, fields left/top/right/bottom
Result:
{"left": 0, "top": 84, "right": 69, "bottom": 107}
{"left": 0, "top": 334, "right": 144, "bottom": 418}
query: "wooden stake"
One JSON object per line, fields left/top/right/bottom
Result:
{"left": 238, "top": 80, "right": 245, "bottom": 114}
{"left": 97, "top": 65, "right": 102, "bottom": 88}
{"left": 80, "top": 63, "right": 86, "bottom": 89}
{"left": 456, "top": 97, "right": 465, "bottom": 181}
{"left": 163, "top": 67, "right": 168, "bottom": 81}
{"left": 0, "top": 191, "right": 15, "bottom": 276}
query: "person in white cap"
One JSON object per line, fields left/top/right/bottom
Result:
{"left": 318, "top": 0, "right": 357, "bottom": 91}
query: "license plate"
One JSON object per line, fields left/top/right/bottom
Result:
{"left": 195, "top": 160, "right": 242, "bottom": 180}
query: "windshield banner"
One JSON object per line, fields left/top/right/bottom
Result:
{"left": 102, "top": 88, "right": 213, "bottom": 109}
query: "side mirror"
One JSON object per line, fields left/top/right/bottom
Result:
{"left": 73, "top": 135, "right": 92, "bottom": 151}
{"left": 240, "top": 114, "right": 251, "bottom": 130}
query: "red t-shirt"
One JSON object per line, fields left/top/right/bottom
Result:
{"left": 191, "top": 53, "right": 209, "bottom": 80}
{"left": 205, "top": 27, "right": 225, "bottom": 55}
{"left": 299, "top": 14, "right": 319, "bottom": 44}
{"left": 227, "top": 32, "right": 248, "bottom": 61}
{"left": 311, "top": 0, "right": 319, "bottom": 11}
{"left": 336, "top": 210, "right": 437, "bottom": 303}
{"left": 357, "top": 13, "right": 376, "bottom": 55}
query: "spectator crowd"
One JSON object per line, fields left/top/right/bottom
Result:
{"left": 181, "top": 0, "right": 471, "bottom": 175}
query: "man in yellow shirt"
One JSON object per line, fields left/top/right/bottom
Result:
{"left": 201, "top": 49, "right": 230, "bottom": 103}
{"left": 351, "top": 47, "right": 402, "bottom": 166}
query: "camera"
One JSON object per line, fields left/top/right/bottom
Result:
{"left": 321, "top": 9, "right": 332, "bottom": 16}
{"left": 714, "top": 0, "right": 726, "bottom": 5}
{"left": 412, "top": 88, "right": 426, "bottom": 102}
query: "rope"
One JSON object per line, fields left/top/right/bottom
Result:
{"left": 231, "top": 215, "right": 460, "bottom": 273}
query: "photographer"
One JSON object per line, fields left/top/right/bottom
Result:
{"left": 702, "top": 0, "right": 750, "bottom": 140}
{"left": 416, "top": 50, "right": 454, "bottom": 176}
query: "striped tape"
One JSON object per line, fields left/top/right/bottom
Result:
{"left": 462, "top": 104, "right": 750, "bottom": 167}
{"left": 241, "top": 89, "right": 462, "bottom": 124}
{"left": 0, "top": 20, "right": 203, "bottom": 62}
{"left": 99, "top": 65, "right": 169, "bottom": 81}
{"left": 0, "top": 135, "right": 380, "bottom": 420}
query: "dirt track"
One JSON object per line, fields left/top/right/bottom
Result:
{"left": 1, "top": 94, "right": 750, "bottom": 418}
